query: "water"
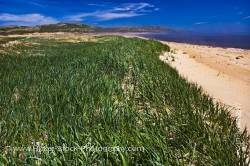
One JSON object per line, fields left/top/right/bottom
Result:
{"left": 138, "top": 31, "right": 250, "bottom": 49}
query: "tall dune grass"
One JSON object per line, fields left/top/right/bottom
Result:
{"left": 0, "top": 36, "right": 249, "bottom": 165}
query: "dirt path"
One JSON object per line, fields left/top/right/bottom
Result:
{"left": 160, "top": 42, "right": 250, "bottom": 131}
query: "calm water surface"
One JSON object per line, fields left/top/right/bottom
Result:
{"left": 138, "top": 32, "right": 250, "bottom": 49}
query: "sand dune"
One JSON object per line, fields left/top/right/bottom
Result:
{"left": 3, "top": 33, "right": 250, "bottom": 131}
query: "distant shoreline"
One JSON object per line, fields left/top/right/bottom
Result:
{"left": 2, "top": 31, "right": 250, "bottom": 50}
{"left": 126, "top": 32, "right": 250, "bottom": 50}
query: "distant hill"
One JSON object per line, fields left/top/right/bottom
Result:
{"left": 39, "top": 23, "right": 93, "bottom": 33}
{"left": 0, "top": 23, "right": 170, "bottom": 35}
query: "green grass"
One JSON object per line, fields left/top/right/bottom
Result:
{"left": 0, "top": 36, "right": 249, "bottom": 165}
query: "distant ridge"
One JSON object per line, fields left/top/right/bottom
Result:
{"left": 0, "top": 23, "right": 170, "bottom": 35}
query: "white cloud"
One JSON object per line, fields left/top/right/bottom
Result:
{"left": 113, "top": 3, "right": 154, "bottom": 12}
{"left": 65, "top": 11, "right": 141, "bottom": 21}
{"left": 99, "top": 12, "right": 141, "bottom": 20}
{"left": 0, "top": 13, "right": 58, "bottom": 26}
{"left": 194, "top": 22, "right": 208, "bottom": 25}
{"left": 65, "top": 2, "right": 158, "bottom": 22}
{"left": 0, "top": 3, "right": 158, "bottom": 25}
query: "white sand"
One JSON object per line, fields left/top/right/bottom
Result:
{"left": 160, "top": 42, "right": 250, "bottom": 131}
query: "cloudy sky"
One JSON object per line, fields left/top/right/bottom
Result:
{"left": 0, "top": 0, "right": 250, "bottom": 34}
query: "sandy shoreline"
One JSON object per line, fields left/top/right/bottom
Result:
{"left": 125, "top": 33, "right": 250, "bottom": 131}
{"left": 159, "top": 41, "right": 250, "bottom": 131}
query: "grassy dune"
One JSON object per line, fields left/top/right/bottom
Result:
{"left": 0, "top": 36, "right": 249, "bottom": 165}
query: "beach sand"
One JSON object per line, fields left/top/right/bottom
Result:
{"left": 160, "top": 41, "right": 250, "bottom": 131}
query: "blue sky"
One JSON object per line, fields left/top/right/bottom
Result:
{"left": 0, "top": 0, "right": 250, "bottom": 34}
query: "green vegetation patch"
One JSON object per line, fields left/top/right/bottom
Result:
{"left": 0, "top": 36, "right": 249, "bottom": 165}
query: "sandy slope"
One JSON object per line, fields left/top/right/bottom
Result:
{"left": 160, "top": 42, "right": 250, "bottom": 131}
